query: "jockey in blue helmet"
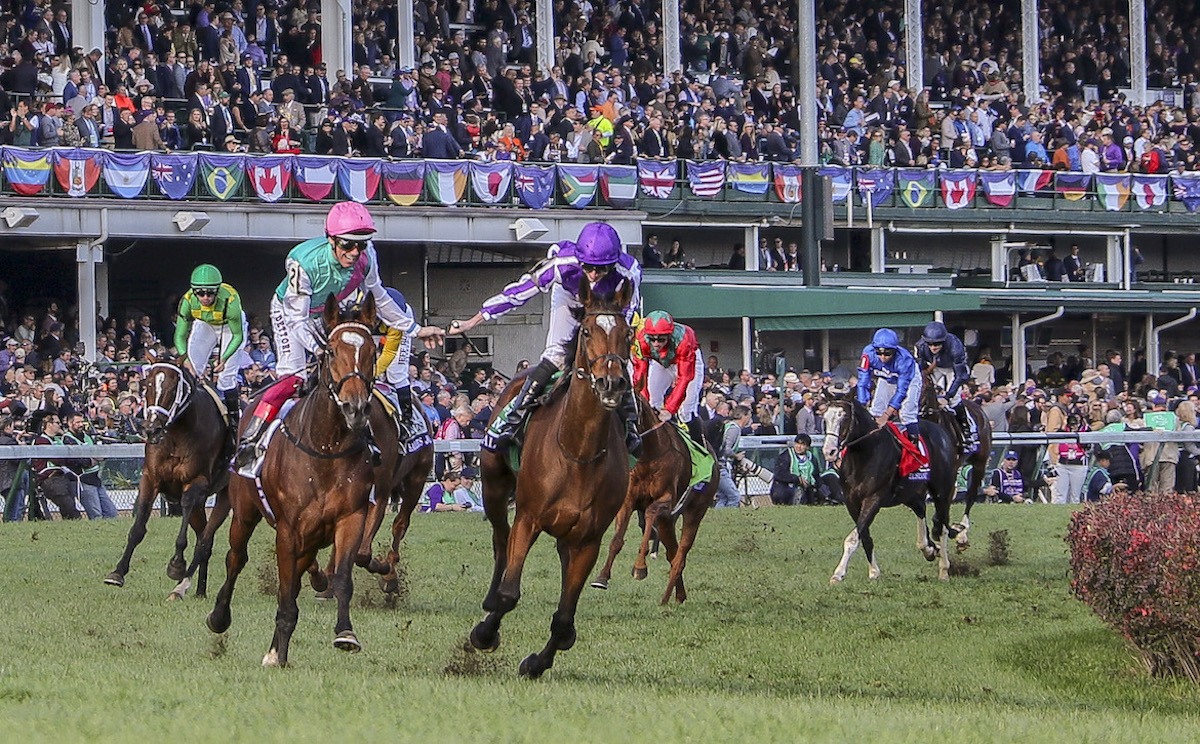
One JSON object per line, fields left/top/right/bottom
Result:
{"left": 857, "top": 328, "right": 923, "bottom": 443}
{"left": 914, "top": 320, "right": 976, "bottom": 452}
{"left": 447, "top": 222, "right": 643, "bottom": 455}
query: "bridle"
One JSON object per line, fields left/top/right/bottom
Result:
{"left": 322, "top": 321, "right": 375, "bottom": 409}
{"left": 144, "top": 362, "right": 193, "bottom": 426}
{"left": 572, "top": 309, "right": 631, "bottom": 396}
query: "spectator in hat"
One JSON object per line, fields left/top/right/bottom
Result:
{"left": 331, "top": 113, "right": 360, "bottom": 156}
{"left": 455, "top": 467, "right": 482, "bottom": 512}
{"left": 1084, "top": 450, "right": 1125, "bottom": 502}
{"left": 1140, "top": 389, "right": 1179, "bottom": 495}
{"left": 984, "top": 451, "right": 1029, "bottom": 503}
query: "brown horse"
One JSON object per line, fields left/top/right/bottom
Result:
{"left": 206, "top": 294, "right": 379, "bottom": 667}
{"left": 917, "top": 369, "right": 994, "bottom": 550}
{"left": 469, "top": 280, "right": 634, "bottom": 678}
{"left": 591, "top": 399, "right": 717, "bottom": 604}
{"left": 103, "top": 362, "right": 229, "bottom": 599}
{"left": 308, "top": 399, "right": 435, "bottom": 596}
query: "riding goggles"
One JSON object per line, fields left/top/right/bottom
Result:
{"left": 646, "top": 334, "right": 670, "bottom": 343}
{"left": 875, "top": 347, "right": 896, "bottom": 357}
{"left": 580, "top": 263, "right": 612, "bottom": 276}
{"left": 193, "top": 288, "right": 218, "bottom": 297}
{"left": 337, "top": 238, "right": 370, "bottom": 253}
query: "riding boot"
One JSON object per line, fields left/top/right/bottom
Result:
{"left": 621, "top": 391, "right": 644, "bottom": 460}
{"left": 494, "top": 359, "right": 557, "bottom": 450}
{"left": 394, "top": 387, "right": 414, "bottom": 443}
{"left": 233, "top": 414, "right": 269, "bottom": 477}
{"left": 905, "top": 422, "right": 922, "bottom": 447}
{"left": 954, "top": 402, "right": 977, "bottom": 453}
{"left": 222, "top": 388, "right": 241, "bottom": 431}
{"left": 686, "top": 417, "right": 706, "bottom": 448}
{"left": 363, "top": 421, "right": 383, "bottom": 467}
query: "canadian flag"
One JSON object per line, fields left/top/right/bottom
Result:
{"left": 249, "top": 161, "right": 290, "bottom": 202}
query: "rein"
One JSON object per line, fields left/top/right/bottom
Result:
{"left": 144, "top": 362, "right": 194, "bottom": 425}
{"left": 557, "top": 309, "right": 631, "bottom": 465}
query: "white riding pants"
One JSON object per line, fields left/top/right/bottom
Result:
{"left": 646, "top": 354, "right": 704, "bottom": 422}
{"left": 931, "top": 366, "right": 963, "bottom": 406}
{"left": 187, "top": 317, "right": 250, "bottom": 392}
{"left": 868, "top": 374, "right": 922, "bottom": 426}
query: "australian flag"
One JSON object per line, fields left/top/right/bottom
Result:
{"left": 150, "top": 153, "right": 198, "bottom": 200}
{"left": 1171, "top": 174, "right": 1200, "bottom": 212}
{"left": 514, "top": 163, "right": 554, "bottom": 209}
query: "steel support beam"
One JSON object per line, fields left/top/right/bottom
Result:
{"left": 535, "top": 0, "right": 555, "bottom": 75}
{"left": 1130, "top": 0, "right": 1147, "bottom": 105}
{"left": 662, "top": 0, "right": 681, "bottom": 76}
{"left": 321, "top": 0, "right": 355, "bottom": 79}
{"left": 870, "top": 226, "right": 886, "bottom": 273}
{"left": 903, "top": 0, "right": 923, "bottom": 93}
{"left": 1013, "top": 306, "right": 1064, "bottom": 387}
{"left": 70, "top": 0, "right": 106, "bottom": 63}
{"left": 1021, "top": 0, "right": 1040, "bottom": 104}
{"left": 76, "top": 242, "right": 102, "bottom": 362}
{"left": 798, "top": 0, "right": 818, "bottom": 165}
{"left": 398, "top": 0, "right": 415, "bottom": 69}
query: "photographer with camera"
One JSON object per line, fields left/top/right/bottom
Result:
{"left": 62, "top": 413, "right": 118, "bottom": 519}
{"left": 29, "top": 411, "right": 82, "bottom": 520}
{"left": 0, "top": 414, "right": 30, "bottom": 521}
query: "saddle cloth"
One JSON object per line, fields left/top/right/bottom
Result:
{"left": 372, "top": 386, "right": 431, "bottom": 455}
{"left": 886, "top": 422, "right": 929, "bottom": 478}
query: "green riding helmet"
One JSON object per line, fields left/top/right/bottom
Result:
{"left": 190, "top": 264, "right": 223, "bottom": 290}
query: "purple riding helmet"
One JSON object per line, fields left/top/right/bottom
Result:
{"left": 575, "top": 223, "right": 622, "bottom": 265}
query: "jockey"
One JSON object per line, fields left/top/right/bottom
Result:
{"left": 174, "top": 264, "right": 248, "bottom": 428}
{"left": 913, "top": 320, "right": 976, "bottom": 451}
{"left": 374, "top": 287, "right": 419, "bottom": 440}
{"left": 632, "top": 311, "right": 705, "bottom": 445}
{"left": 857, "top": 328, "right": 923, "bottom": 444}
{"left": 233, "top": 202, "right": 445, "bottom": 477}
{"left": 447, "top": 222, "right": 643, "bottom": 456}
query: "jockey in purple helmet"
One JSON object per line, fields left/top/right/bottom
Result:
{"left": 448, "top": 222, "right": 643, "bottom": 455}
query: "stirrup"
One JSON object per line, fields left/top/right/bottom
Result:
{"left": 234, "top": 443, "right": 265, "bottom": 478}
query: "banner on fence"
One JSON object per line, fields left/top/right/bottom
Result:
{"left": 514, "top": 163, "right": 554, "bottom": 209}
{"left": 52, "top": 148, "right": 102, "bottom": 197}
{"left": 150, "top": 153, "right": 197, "bottom": 200}
{"left": 637, "top": 160, "right": 676, "bottom": 198}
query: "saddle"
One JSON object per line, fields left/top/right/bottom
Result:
{"left": 886, "top": 423, "right": 930, "bottom": 479}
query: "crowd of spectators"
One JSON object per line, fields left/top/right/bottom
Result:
{"left": 1, "top": 0, "right": 1200, "bottom": 174}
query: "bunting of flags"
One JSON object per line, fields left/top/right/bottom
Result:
{"left": 896, "top": 168, "right": 934, "bottom": 208}
{"left": 856, "top": 168, "right": 894, "bottom": 207}
{"left": 978, "top": 171, "right": 1015, "bottom": 208}
{"left": 337, "top": 159, "right": 380, "bottom": 203}
{"left": 599, "top": 164, "right": 638, "bottom": 208}
{"left": 469, "top": 161, "right": 513, "bottom": 204}
{"left": 52, "top": 148, "right": 102, "bottom": 197}
{"left": 558, "top": 164, "right": 598, "bottom": 208}
{"left": 637, "top": 160, "right": 677, "bottom": 198}
{"left": 726, "top": 162, "right": 770, "bottom": 194}
{"left": 1094, "top": 173, "right": 1131, "bottom": 211}
{"left": 1131, "top": 174, "right": 1168, "bottom": 211}
{"left": 3, "top": 148, "right": 1200, "bottom": 215}
{"left": 686, "top": 160, "right": 725, "bottom": 197}
{"left": 380, "top": 160, "right": 424, "bottom": 206}
{"left": 514, "top": 163, "right": 555, "bottom": 209}
{"left": 150, "top": 153, "right": 198, "bottom": 200}
{"left": 425, "top": 160, "right": 468, "bottom": 205}
{"left": 247, "top": 155, "right": 293, "bottom": 202}
{"left": 773, "top": 163, "right": 801, "bottom": 203}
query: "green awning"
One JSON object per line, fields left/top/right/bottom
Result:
{"left": 640, "top": 284, "right": 979, "bottom": 331}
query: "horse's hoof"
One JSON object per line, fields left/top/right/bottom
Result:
{"left": 632, "top": 567, "right": 648, "bottom": 581}
{"left": 956, "top": 541, "right": 970, "bottom": 553}
{"left": 166, "top": 560, "right": 187, "bottom": 582}
{"left": 829, "top": 576, "right": 844, "bottom": 585}
{"left": 948, "top": 523, "right": 965, "bottom": 538}
{"left": 103, "top": 572, "right": 125, "bottom": 587}
{"left": 379, "top": 575, "right": 399, "bottom": 595}
{"left": 309, "top": 570, "right": 329, "bottom": 593}
{"left": 333, "top": 631, "right": 362, "bottom": 653}
{"left": 166, "top": 592, "right": 183, "bottom": 602}
{"left": 518, "top": 653, "right": 546, "bottom": 679}
{"left": 590, "top": 578, "right": 609, "bottom": 590}
{"left": 469, "top": 624, "right": 500, "bottom": 653}
{"left": 206, "top": 611, "right": 230, "bottom": 635}
{"left": 923, "top": 550, "right": 937, "bottom": 562}
{"left": 262, "top": 650, "right": 280, "bottom": 667}
{"left": 313, "top": 587, "right": 335, "bottom": 601}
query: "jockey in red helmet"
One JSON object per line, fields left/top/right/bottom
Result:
{"left": 632, "top": 311, "right": 705, "bottom": 445}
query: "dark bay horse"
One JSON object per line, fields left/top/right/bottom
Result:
{"left": 591, "top": 399, "right": 717, "bottom": 604}
{"left": 308, "top": 400, "right": 435, "bottom": 596}
{"left": 103, "top": 361, "right": 229, "bottom": 599}
{"left": 917, "top": 370, "right": 994, "bottom": 551}
{"left": 206, "top": 294, "right": 380, "bottom": 667}
{"left": 469, "top": 280, "right": 634, "bottom": 678}
{"left": 821, "top": 394, "right": 958, "bottom": 582}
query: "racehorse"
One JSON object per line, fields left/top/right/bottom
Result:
{"left": 469, "top": 280, "right": 634, "bottom": 678}
{"left": 917, "top": 369, "right": 994, "bottom": 551}
{"left": 821, "top": 393, "right": 958, "bottom": 582}
{"left": 307, "top": 400, "right": 435, "bottom": 596}
{"left": 206, "top": 294, "right": 380, "bottom": 667}
{"left": 103, "top": 361, "right": 230, "bottom": 599}
{"left": 590, "top": 398, "right": 717, "bottom": 604}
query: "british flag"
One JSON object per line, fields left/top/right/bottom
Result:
{"left": 638, "top": 160, "right": 677, "bottom": 198}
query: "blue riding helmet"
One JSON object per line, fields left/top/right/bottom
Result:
{"left": 921, "top": 321, "right": 948, "bottom": 344}
{"left": 575, "top": 222, "right": 622, "bottom": 265}
{"left": 871, "top": 328, "right": 900, "bottom": 350}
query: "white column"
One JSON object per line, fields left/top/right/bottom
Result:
{"left": 745, "top": 225, "right": 760, "bottom": 271}
{"left": 1130, "top": 0, "right": 1147, "bottom": 106}
{"left": 1021, "top": 0, "right": 1040, "bottom": 105}
{"left": 70, "top": 0, "right": 106, "bottom": 62}
{"left": 798, "top": 0, "right": 818, "bottom": 164}
{"left": 1106, "top": 234, "right": 1122, "bottom": 286}
{"left": 321, "top": 0, "right": 355, "bottom": 79}
{"left": 76, "top": 242, "right": 102, "bottom": 362}
{"left": 662, "top": 0, "right": 681, "bottom": 77}
{"left": 743, "top": 223, "right": 758, "bottom": 373}
{"left": 1012, "top": 312, "right": 1023, "bottom": 386}
{"left": 903, "top": 0, "right": 923, "bottom": 92}
{"left": 535, "top": 0, "right": 555, "bottom": 74}
{"left": 398, "top": 0, "right": 415, "bottom": 69}
{"left": 991, "top": 237, "right": 1008, "bottom": 283}
{"left": 870, "top": 227, "right": 886, "bottom": 273}
{"left": 742, "top": 318, "right": 753, "bottom": 373}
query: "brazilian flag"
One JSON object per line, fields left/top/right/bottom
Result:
{"left": 897, "top": 168, "right": 935, "bottom": 208}
{"left": 199, "top": 153, "right": 247, "bottom": 201}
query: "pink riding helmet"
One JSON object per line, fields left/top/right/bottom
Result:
{"left": 325, "top": 201, "right": 377, "bottom": 239}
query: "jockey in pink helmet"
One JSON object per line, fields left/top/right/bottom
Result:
{"left": 448, "top": 222, "right": 643, "bottom": 455}
{"left": 233, "top": 202, "right": 445, "bottom": 477}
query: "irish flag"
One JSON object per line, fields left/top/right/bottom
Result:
{"left": 425, "top": 161, "right": 467, "bottom": 205}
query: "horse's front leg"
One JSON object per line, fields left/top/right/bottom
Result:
{"left": 172, "top": 487, "right": 230, "bottom": 601}
{"left": 169, "top": 479, "right": 210, "bottom": 582}
{"left": 104, "top": 474, "right": 159, "bottom": 587}
{"left": 206, "top": 489, "right": 262, "bottom": 635}
{"left": 471, "top": 508, "right": 535, "bottom": 654}
{"left": 470, "top": 456, "right": 515, "bottom": 653}
{"left": 264, "top": 529, "right": 307, "bottom": 668}
{"left": 331, "top": 510, "right": 367, "bottom": 653}
{"left": 830, "top": 527, "right": 860, "bottom": 583}
{"left": 591, "top": 492, "right": 636, "bottom": 590}
{"left": 518, "top": 537, "right": 602, "bottom": 679}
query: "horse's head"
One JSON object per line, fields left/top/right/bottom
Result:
{"left": 142, "top": 361, "right": 192, "bottom": 444}
{"left": 572, "top": 278, "right": 633, "bottom": 410}
{"left": 322, "top": 292, "right": 378, "bottom": 431}
{"left": 821, "top": 398, "right": 853, "bottom": 461}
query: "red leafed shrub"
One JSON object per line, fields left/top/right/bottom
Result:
{"left": 1067, "top": 492, "right": 1200, "bottom": 681}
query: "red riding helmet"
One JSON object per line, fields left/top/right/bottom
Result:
{"left": 643, "top": 311, "right": 675, "bottom": 337}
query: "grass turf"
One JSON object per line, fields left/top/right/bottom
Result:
{"left": 0, "top": 503, "right": 1196, "bottom": 742}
